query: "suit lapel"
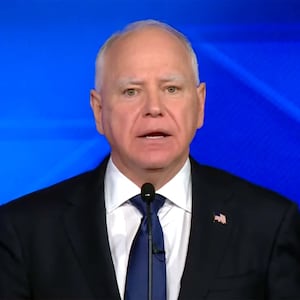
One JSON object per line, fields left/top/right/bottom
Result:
{"left": 179, "top": 159, "right": 234, "bottom": 299}
{"left": 63, "top": 159, "right": 121, "bottom": 300}
{"left": 61, "top": 157, "right": 234, "bottom": 299}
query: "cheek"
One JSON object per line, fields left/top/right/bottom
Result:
{"left": 189, "top": 98, "right": 203, "bottom": 128}
{"left": 102, "top": 106, "right": 132, "bottom": 138}
{"left": 182, "top": 102, "right": 199, "bottom": 126}
{"left": 99, "top": 106, "right": 116, "bottom": 137}
{"left": 177, "top": 103, "right": 201, "bottom": 140}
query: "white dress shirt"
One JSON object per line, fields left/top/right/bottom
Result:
{"left": 104, "top": 158, "right": 192, "bottom": 300}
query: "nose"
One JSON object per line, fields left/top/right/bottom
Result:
{"left": 143, "top": 90, "right": 163, "bottom": 117}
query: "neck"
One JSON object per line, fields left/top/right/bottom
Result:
{"left": 111, "top": 156, "right": 188, "bottom": 191}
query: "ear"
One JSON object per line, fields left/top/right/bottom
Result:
{"left": 196, "top": 82, "right": 206, "bottom": 129}
{"left": 90, "top": 89, "right": 104, "bottom": 134}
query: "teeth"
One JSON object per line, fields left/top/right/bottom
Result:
{"left": 146, "top": 135, "right": 164, "bottom": 139}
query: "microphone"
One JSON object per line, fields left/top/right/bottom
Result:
{"left": 141, "top": 182, "right": 155, "bottom": 300}
{"left": 141, "top": 182, "right": 155, "bottom": 204}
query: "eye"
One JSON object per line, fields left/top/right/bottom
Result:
{"left": 123, "top": 88, "right": 138, "bottom": 97}
{"left": 166, "top": 86, "right": 178, "bottom": 94}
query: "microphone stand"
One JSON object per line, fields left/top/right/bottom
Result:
{"left": 146, "top": 200, "right": 153, "bottom": 300}
{"left": 141, "top": 183, "right": 155, "bottom": 300}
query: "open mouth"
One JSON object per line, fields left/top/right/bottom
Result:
{"left": 139, "top": 132, "right": 170, "bottom": 139}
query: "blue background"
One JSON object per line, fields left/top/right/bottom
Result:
{"left": 1, "top": 0, "right": 299, "bottom": 205}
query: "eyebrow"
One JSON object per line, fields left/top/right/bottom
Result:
{"left": 116, "top": 78, "right": 144, "bottom": 87}
{"left": 158, "top": 74, "right": 186, "bottom": 83}
{"left": 117, "top": 74, "right": 186, "bottom": 87}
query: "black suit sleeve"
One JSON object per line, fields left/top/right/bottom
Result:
{"left": 267, "top": 203, "right": 300, "bottom": 299}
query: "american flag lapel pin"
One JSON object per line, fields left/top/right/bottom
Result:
{"left": 213, "top": 212, "right": 227, "bottom": 225}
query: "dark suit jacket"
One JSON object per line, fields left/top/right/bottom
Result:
{"left": 0, "top": 157, "right": 300, "bottom": 300}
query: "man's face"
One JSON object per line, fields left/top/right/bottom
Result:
{"left": 91, "top": 27, "right": 206, "bottom": 183}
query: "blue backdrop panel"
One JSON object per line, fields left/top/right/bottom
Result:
{"left": 0, "top": 0, "right": 299, "bottom": 205}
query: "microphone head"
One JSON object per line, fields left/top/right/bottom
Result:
{"left": 141, "top": 183, "right": 155, "bottom": 204}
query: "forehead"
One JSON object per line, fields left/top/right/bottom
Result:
{"left": 101, "top": 27, "right": 192, "bottom": 80}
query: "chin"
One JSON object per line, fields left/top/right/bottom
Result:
{"left": 137, "top": 155, "right": 178, "bottom": 171}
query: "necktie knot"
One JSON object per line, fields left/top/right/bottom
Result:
{"left": 130, "top": 193, "right": 165, "bottom": 216}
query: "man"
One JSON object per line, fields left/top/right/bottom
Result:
{"left": 0, "top": 20, "right": 300, "bottom": 300}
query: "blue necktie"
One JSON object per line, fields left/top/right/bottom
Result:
{"left": 125, "top": 194, "right": 166, "bottom": 300}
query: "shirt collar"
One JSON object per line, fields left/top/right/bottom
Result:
{"left": 104, "top": 158, "right": 140, "bottom": 213}
{"left": 104, "top": 157, "right": 192, "bottom": 214}
{"left": 156, "top": 159, "right": 191, "bottom": 213}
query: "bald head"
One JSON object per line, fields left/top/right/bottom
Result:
{"left": 94, "top": 20, "right": 200, "bottom": 91}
